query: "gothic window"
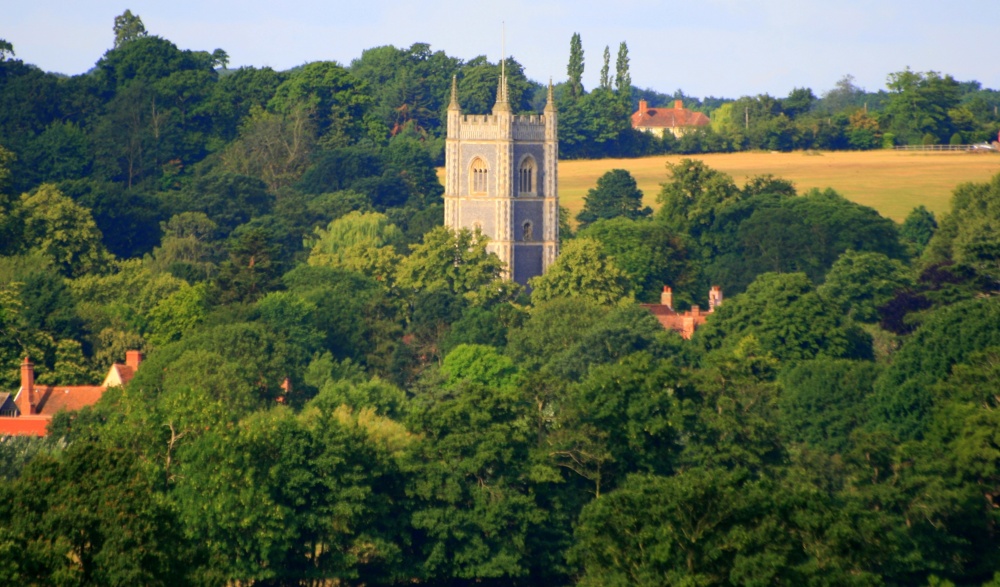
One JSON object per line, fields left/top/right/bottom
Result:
{"left": 518, "top": 156, "right": 536, "bottom": 195}
{"left": 522, "top": 221, "right": 534, "bottom": 241}
{"left": 471, "top": 158, "right": 488, "bottom": 194}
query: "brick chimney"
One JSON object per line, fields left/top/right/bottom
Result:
{"left": 125, "top": 350, "right": 143, "bottom": 371}
{"left": 674, "top": 99, "right": 683, "bottom": 109}
{"left": 17, "top": 357, "right": 35, "bottom": 415}
{"left": 709, "top": 286, "right": 723, "bottom": 312}
{"left": 661, "top": 286, "right": 673, "bottom": 310}
{"left": 638, "top": 99, "right": 648, "bottom": 113}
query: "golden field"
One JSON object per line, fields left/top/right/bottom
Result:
{"left": 558, "top": 150, "right": 1000, "bottom": 223}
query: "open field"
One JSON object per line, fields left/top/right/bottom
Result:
{"left": 558, "top": 150, "right": 1000, "bottom": 223}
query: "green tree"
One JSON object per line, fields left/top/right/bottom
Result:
{"left": 577, "top": 217, "right": 697, "bottom": 303}
{"left": 779, "top": 358, "right": 880, "bottom": 453}
{"left": 818, "top": 250, "right": 913, "bottom": 323}
{"left": 395, "top": 226, "right": 509, "bottom": 304}
{"left": 696, "top": 272, "right": 872, "bottom": 362}
{"left": 113, "top": 9, "right": 148, "bottom": 48}
{"left": 901, "top": 205, "right": 938, "bottom": 254}
{"left": 268, "top": 61, "right": 372, "bottom": 148}
{"left": 0, "top": 442, "right": 191, "bottom": 585}
{"left": 529, "top": 237, "right": 633, "bottom": 306}
{"left": 599, "top": 46, "right": 611, "bottom": 90}
{"left": 308, "top": 211, "right": 403, "bottom": 282}
{"left": 576, "top": 169, "right": 650, "bottom": 229}
{"left": 406, "top": 345, "right": 544, "bottom": 581}
{"left": 885, "top": 68, "right": 961, "bottom": 144}
{"left": 567, "top": 33, "right": 584, "bottom": 99}
{"left": 614, "top": 41, "right": 631, "bottom": 102}
{"left": 20, "top": 184, "right": 108, "bottom": 277}
{"left": 220, "top": 105, "right": 316, "bottom": 192}
{"left": 0, "top": 39, "right": 13, "bottom": 62}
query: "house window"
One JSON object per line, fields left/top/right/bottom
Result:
{"left": 519, "top": 157, "right": 536, "bottom": 195}
{"left": 471, "top": 158, "right": 488, "bottom": 194}
{"left": 522, "top": 221, "right": 534, "bottom": 241}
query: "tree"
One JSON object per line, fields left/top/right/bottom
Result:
{"left": 599, "top": 46, "right": 611, "bottom": 90}
{"left": 577, "top": 217, "right": 696, "bottom": 303}
{"left": 220, "top": 105, "right": 316, "bottom": 192}
{"left": 925, "top": 172, "right": 1000, "bottom": 282}
{"left": 884, "top": 68, "right": 961, "bottom": 144}
{"left": 308, "top": 211, "right": 403, "bottom": 283}
{"left": 529, "top": 237, "right": 633, "bottom": 306}
{"left": 567, "top": 33, "right": 584, "bottom": 99}
{"left": 268, "top": 61, "right": 372, "bottom": 149}
{"left": 0, "top": 143, "right": 14, "bottom": 193}
{"left": 395, "top": 226, "right": 510, "bottom": 304}
{"left": 818, "top": 250, "right": 913, "bottom": 323}
{"left": 0, "top": 39, "right": 13, "bottom": 62}
{"left": 210, "top": 48, "right": 229, "bottom": 69}
{"left": 614, "top": 41, "right": 631, "bottom": 102}
{"left": 901, "top": 205, "right": 938, "bottom": 254}
{"left": 782, "top": 87, "right": 816, "bottom": 119}
{"left": 20, "top": 184, "right": 108, "bottom": 277}
{"left": 576, "top": 169, "right": 650, "bottom": 229}
{"left": 406, "top": 345, "right": 544, "bottom": 582}
{"left": 113, "top": 9, "right": 148, "bottom": 48}
{"left": 696, "top": 272, "right": 872, "bottom": 362}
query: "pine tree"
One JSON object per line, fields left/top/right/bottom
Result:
{"left": 600, "top": 46, "right": 611, "bottom": 90}
{"left": 615, "top": 41, "right": 631, "bottom": 103}
{"left": 567, "top": 33, "right": 585, "bottom": 99}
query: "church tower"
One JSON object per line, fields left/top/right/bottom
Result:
{"left": 443, "top": 65, "right": 559, "bottom": 285}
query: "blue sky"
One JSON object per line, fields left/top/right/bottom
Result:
{"left": 7, "top": 0, "right": 1000, "bottom": 99}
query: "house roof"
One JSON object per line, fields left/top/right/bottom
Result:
{"left": 15, "top": 385, "right": 107, "bottom": 416}
{"left": 632, "top": 102, "right": 710, "bottom": 129}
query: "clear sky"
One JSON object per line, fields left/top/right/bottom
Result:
{"left": 6, "top": 0, "right": 1000, "bottom": 99}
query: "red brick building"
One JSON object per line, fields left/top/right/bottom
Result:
{"left": 0, "top": 351, "right": 143, "bottom": 436}
{"left": 641, "top": 286, "right": 722, "bottom": 339}
{"left": 631, "top": 100, "right": 710, "bottom": 138}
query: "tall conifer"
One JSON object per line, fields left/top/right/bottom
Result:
{"left": 600, "top": 46, "right": 611, "bottom": 90}
{"left": 615, "top": 41, "right": 631, "bottom": 103}
{"left": 567, "top": 33, "right": 585, "bottom": 99}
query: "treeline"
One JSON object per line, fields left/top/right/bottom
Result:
{"left": 3, "top": 11, "right": 1000, "bottom": 587}
{"left": 556, "top": 34, "right": 1000, "bottom": 158}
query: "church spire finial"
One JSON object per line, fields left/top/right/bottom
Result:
{"left": 449, "top": 74, "right": 459, "bottom": 110}
{"left": 545, "top": 77, "right": 555, "bottom": 112}
{"left": 492, "top": 23, "right": 511, "bottom": 113}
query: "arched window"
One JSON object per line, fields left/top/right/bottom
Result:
{"left": 522, "top": 221, "right": 534, "bottom": 241}
{"left": 471, "top": 158, "right": 488, "bottom": 194}
{"left": 519, "top": 156, "right": 536, "bottom": 195}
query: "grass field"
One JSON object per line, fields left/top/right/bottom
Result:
{"left": 557, "top": 150, "right": 1000, "bottom": 223}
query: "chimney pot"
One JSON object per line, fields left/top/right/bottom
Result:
{"left": 661, "top": 285, "right": 673, "bottom": 309}
{"left": 639, "top": 99, "right": 648, "bottom": 113}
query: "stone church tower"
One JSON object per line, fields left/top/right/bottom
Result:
{"left": 443, "top": 67, "right": 559, "bottom": 285}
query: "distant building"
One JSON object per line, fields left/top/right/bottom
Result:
{"left": 631, "top": 100, "right": 710, "bottom": 138}
{"left": 641, "top": 286, "right": 722, "bottom": 339}
{"left": 443, "top": 65, "right": 559, "bottom": 285}
{"left": 0, "top": 351, "right": 144, "bottom": 436}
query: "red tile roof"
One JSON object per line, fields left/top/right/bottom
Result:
{"left": 30, "top": 385, "right": 107, "bottom": 415}
{"left": 632, "top": 100, "right": 710, "bottom": 130}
